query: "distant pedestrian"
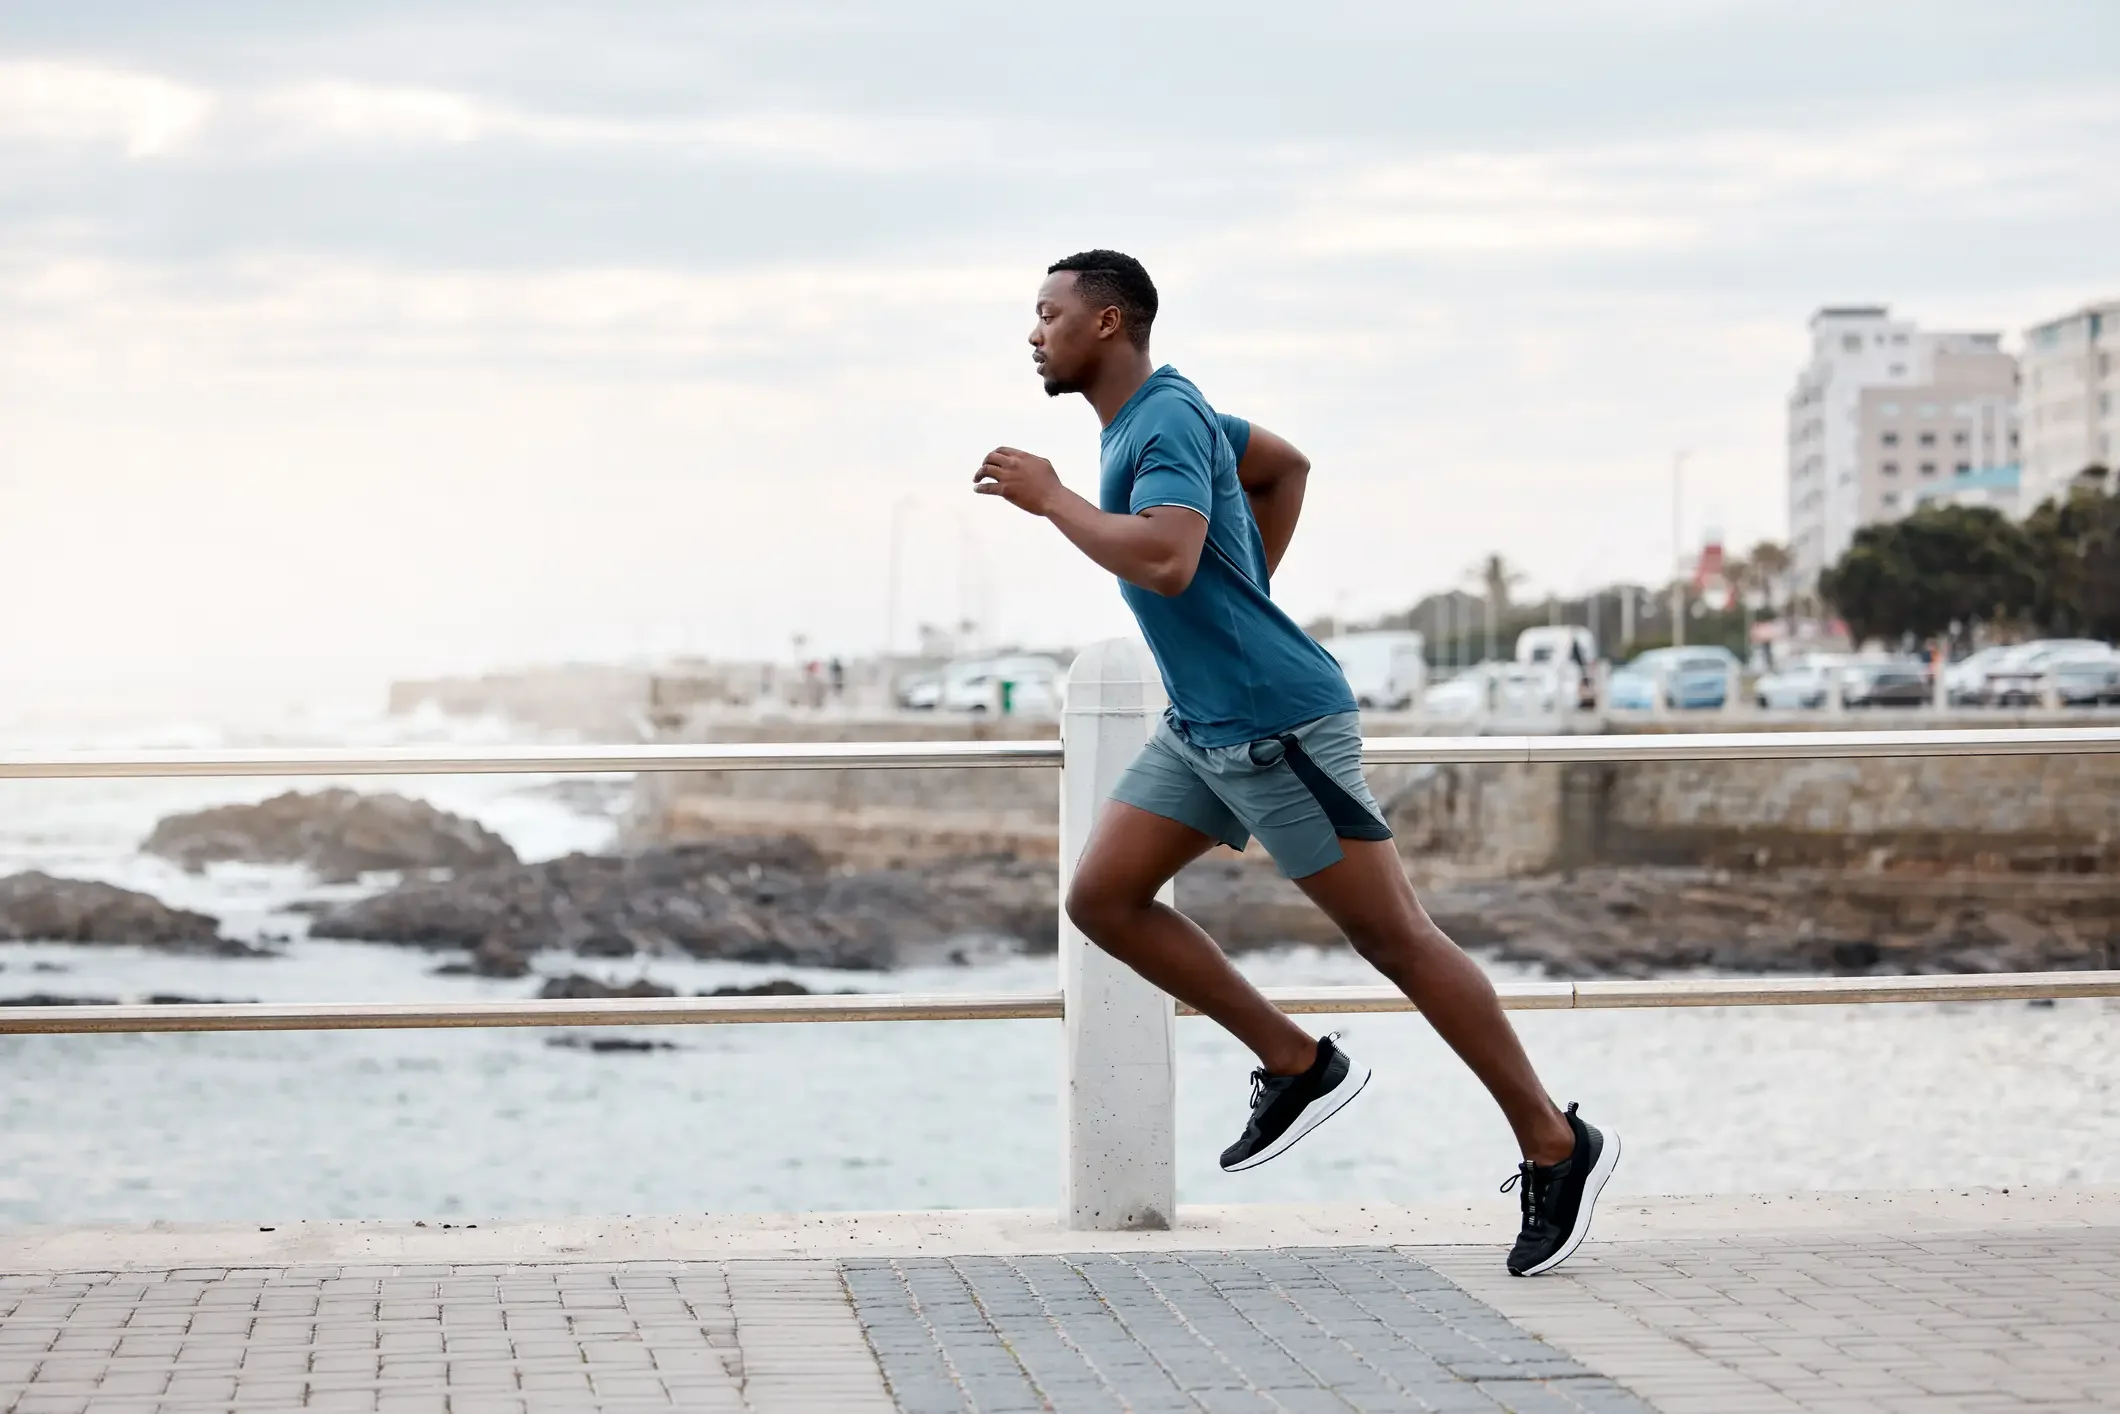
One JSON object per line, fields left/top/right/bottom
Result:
{"left": 976, "top": 251, "right": 1618, "bottom": 1277}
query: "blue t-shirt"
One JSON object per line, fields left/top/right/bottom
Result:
{"left": 1098, "top": 366, "right": 1356, "bottom": 747}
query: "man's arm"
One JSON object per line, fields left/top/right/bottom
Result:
{"left": 1234, "top": 422, "right": 1310, "bottom": 578}
{"left": 976, "top": 448, "right": 1207, "bottom": 596}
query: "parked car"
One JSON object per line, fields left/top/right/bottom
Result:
{"left": 896, "top": 672, "right": 944, "bottom": 710}
{"left": 939, "top": 654, "right": 1065, "bottom": 714}
{"left": 1943, "top": 646, "right": 2013, "bottom": 706}
{"left": 1839, "top": 662, "right": 1932, "bottom": 709}
{"left": 1419, "top": 675, "right": 1484, "bottom": 721}
{"left": 1608, "top": 647, "right": 1742, "bottom": 711}
{"left": 1984, "top": 648, "right": 2120, "bottom": 707}
{"left": 1971, "top": 640, "right": 2111, "bottom": 705}
{"left": 1754, "top": 656, "right": 1847, "bottom": 710}
{"left": 1418, "top": 664, "right": 1555, "bottom": 719}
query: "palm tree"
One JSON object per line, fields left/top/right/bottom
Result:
{"left": 1465, "top": 554, "right": 1525, "bottom": 662}
{"left": 1743, "top": 541, "right": 1792, "bottom": 615}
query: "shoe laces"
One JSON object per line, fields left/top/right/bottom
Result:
{"left": 1500, "top": 1162, "right": 1543, "bottom": 1235}
{"left": 1500, "top": 1102, "right": 1579, "bottom": 1236}
{"left": 1247, "top": 1032, "right": 1342, "bottom": 1112}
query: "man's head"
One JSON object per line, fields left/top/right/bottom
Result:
{"left": 1030, "top": 249, "right": 1157, "bottom": 396}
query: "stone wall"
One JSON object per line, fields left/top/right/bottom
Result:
{"left": 1380, "top": 714, "right": 2120, "bottom": 877}
{"left": 627, "top": 714, "right": 1061, "bottom": 865}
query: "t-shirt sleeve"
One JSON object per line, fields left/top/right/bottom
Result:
{"left": 1217, "top": 413, "right": 1253, "bottom": 465}
{"left": 1127, "top": 401, "right": 1216, "bottom": 519}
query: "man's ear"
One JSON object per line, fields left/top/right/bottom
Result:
{"left": 1096, "top": 305, "right": 1125, "bottom": 342}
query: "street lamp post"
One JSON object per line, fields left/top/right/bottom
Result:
{"left": 1670, "top": 451, "right": 1689, "bottom": 649}
{"left": 885, "top": 496, "right": 916, "bottom": 659}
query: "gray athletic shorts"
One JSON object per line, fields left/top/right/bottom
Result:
{"left": 1109, "top": 711, "right": 1393, "bottom": 879}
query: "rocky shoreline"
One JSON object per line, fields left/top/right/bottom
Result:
{"left": 310, "top": 837, "right": 1055, "bottom": 972}
{"left": 2, "top": 787, "right": 2110, "bottom": 981}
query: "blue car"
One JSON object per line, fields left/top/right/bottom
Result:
{"left": 1608, "top": 647, "right": 1743, "bottom": 711}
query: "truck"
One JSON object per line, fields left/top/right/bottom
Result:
{"left": 1320, "top": 631, "right": 1427, "bottom": 711}
{"left": 1514, "top": 626, "right": 1600, "bottom": 710}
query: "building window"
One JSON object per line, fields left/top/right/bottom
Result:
{"left": 1842, "top": 335, "right": 1862, "bottom": 352}
{"left": 1953, "top": 430, "right": 1969, "bottom": 446}
{"left": 2103, "top": 391, "right": 2113, "bottom": 415}
{"left": 2010, "top": 430, "right": 2020, "bottom": 447}
{"left": 1880, "top": 401, "right": 1900, "bottom": 415}
{"left": 1918, "top": 403, "right": 1939, "bottom": 417}
{"left": 1956, "top": 462, "right": 1971, "bottom": 476}
{"left": 1882, "top": 461, "right": 1899, "bottom": 476}
{"left": 1883, "top": 492, "right": 1900, "bottom": 510}
{"left": 1889, "top": 364, "right": 1906, "bottom": 376}
{"left": 1918, "top": 432, "right": 1936, "bottom": 447}
{"left": 1881, "top": 431, "right": 1899, "bottom": 447}
{"left": 1920, "top": 462, "right": 1937, "bottom": 477}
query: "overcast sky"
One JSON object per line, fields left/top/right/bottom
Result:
{"left": 3, "top": 0, "right": 2116, "bottom": 711}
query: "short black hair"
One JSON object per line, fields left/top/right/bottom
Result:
{"left": 1047, "top": 250, "right": 1157, "bottom": 348}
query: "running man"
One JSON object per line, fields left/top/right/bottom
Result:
{"left": 974, "top": 250, "right": 1618, "bottom": 1276}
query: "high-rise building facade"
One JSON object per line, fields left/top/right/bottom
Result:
{"left": 2019, "top": 300, "right": 2120, "bottom": 510}
{"left": 1787, "top": 307, "right": 2017, "bottom": 589}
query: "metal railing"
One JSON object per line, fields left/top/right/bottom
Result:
{"left": 4, "top": 724, "right": 2116, "bottom": 780}
{"left": 5, "top": 972, "right": 2116, "bottom": 1036}
{"left": 4, "top": 720, "right": 2116, "bottom": 1040}
{"left": 6, "top": 638, "right": 2116, "bottom": 1227}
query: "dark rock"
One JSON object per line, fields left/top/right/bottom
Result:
{"left": 537, "top": 973, "right": 677, "bottom": 1000}
{"left": 312, "top": 838, "right": 1057, "bottom": 970}
{"left": 545, "top": 1034, "right": 681, "bottom": 1053}
{"left": 704, "top": 979, "right": 814, "bottom": 997}
{"left": 0, "top": 872, "right": 251, "bottom": 953}
{"left": 142, "top": 788, "right": 518, "bottom": 884}
{"left": 431, "top": 935, "right": 532, "bottom": 978}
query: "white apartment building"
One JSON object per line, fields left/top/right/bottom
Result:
{"left": 2019, "top": 299, "right": 2120, "bottom": 510}
{"left": 1787, "top": 306, "right": 2018, "bottom": 589}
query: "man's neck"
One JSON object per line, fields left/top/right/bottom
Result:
{"left": 1083, "top": 347, "right": 1158, "bottom": 426}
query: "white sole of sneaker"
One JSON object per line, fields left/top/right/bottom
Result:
{"left": 1220, "top": 1058, "right": 1372, "bottom": 1173}
{"left": 1516, "top": 1126, "right": 1623, "bottom": 1276}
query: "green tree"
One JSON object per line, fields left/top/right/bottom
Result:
{"left": 1818, "top": 505, "right": 2036, "bottom": 645}
{"left": 1466, "top": 554, "right": 1525, "bottom": 661}
{"left": 2021, "top": 469, "right": 2119, "bottom": 637}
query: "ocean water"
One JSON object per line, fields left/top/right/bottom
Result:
{"left": 2, "top": 702, "right": 2117, "bottom": 1227}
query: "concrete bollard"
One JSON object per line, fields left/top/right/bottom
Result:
{"left": 2041, "top": 672, "right": 2062, "bottom": 712}
{"left": 1723, "top": 664, "right": 1743, "bottom": 716}
{"left": 1827, "top": 666, "right": 1846, "bottom": 715}
{"left": 1059, "top": 639, "right": 1176, "bottom": 1231}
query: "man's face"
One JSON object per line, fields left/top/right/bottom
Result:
{"left": 1028, "top": 272, "right": 1111, "bottom": 397}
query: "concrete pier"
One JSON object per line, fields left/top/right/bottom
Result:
{"left": 4, "top": 1187, "right": 2114, "bottom": 1412}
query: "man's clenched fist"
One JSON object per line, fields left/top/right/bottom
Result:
{"left": 974, "top": 447, "right": 1063, "bottom": 516}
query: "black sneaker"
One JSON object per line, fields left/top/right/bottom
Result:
{"left": 1219, "top": 1034, "right": 1371, "bottom": 1172}
{"left": 1504, "top": 1102, "right": 1621, "bottom": 1276}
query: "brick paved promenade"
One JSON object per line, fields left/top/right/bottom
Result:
{"left": 2, "top": 1190, "right": 2114, "bottom": 1412}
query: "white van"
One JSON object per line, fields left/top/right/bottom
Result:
{"left": 1515, "top": 626, "right": 1600, "bottom": 709}
{"left": 1321, "top": 632, "right": 1427, "bottom": 711}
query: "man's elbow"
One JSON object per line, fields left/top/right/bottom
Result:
{"left": 1146, "top": 551, "right": 1201, "bottom": 597}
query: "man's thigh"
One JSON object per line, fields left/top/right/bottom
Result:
{"left": 1195, "top": 713, "right": 1392, "bottom": 880}
{"left": 1107, "top": 722, "right": 1250, "bottom": 856}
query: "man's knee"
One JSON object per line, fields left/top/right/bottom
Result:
{"left": 1064, "top": 870, "right": 1145, "bottom": 943}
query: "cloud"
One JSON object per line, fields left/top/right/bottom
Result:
{"left": 0, "top": 61, "right": 1004, "bottom": 172}
{"left": 1194, "top": 93, "right": 2120, "bottom": 268}
{"left": 0, "top": 60, "right": 215, "bottom": 157}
